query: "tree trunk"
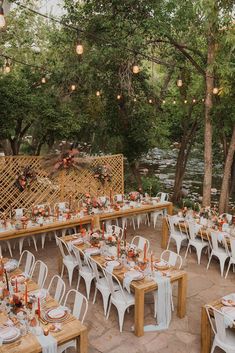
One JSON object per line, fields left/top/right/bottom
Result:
{"left": 230, "top": 155, "right": 235, "bottom": 196}
{"left": 172, "top": 120, "right": 198, "bottom": 204}
{"left": 219, "top": 125, "right": 235, "bottom": 213}
{"left": 202, "top": 35, "right": 215, "bottom": 207}
{"left": 9, "top": 139, "right": 21, "bottom": 155}
{"left": 129, "top": 161, "right": 143, "bottom": 192}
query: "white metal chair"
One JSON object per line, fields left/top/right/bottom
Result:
{"left": 220, "top": 213, "right": 233, "bottom": 223}
{"left": 104, "top": 268, "right": 135, "bottom": 332}
{"left": 30, "top": 260, "right": 48, "bottom": 288}
{"left": 225, "top": 237, "right": 235, "bottom": 279}
{"left": 160, "top": 250, "right": 183, "bottom": 269}
{"left": 58, "top": 289, "right": 88, "bottom": 353}
{"left": 130, "top": 236, "right": 150, "bottom": 252}
{"left": 151, "top": 192, "right": 169, "bottom": 228}
{"left": 205, "top": 304, "right": 235, "bottom": 353}
{"left": 207, "top": 231, "right": 230, "bottom": 277}
{"left": 13, "top": 208, "right": 38, "bottom": 253}
{"left": 72, "top": 245, "right": 95, "bottom": 300}
{"left": 166, "top": 215, "right": 188, "bottom": 254}
{"left": 18, "top": 250, "right": 35, "bottom": 276}
{"left": 56, "top": 235, "right": 78, "bottom": 286}
{"left": 47, "top": 275, "right": 66, "bottom": 304}
{"left": 34, "top": 203, "right": 51, "bottom": 249}
{"left": 184, "top": 220, "right": 209, "bottom": 264}
{"left": 89, "top": 257, "right": 115, "bottom": 316}
{"left": 106, "top": 225, "right": 123, "bottom": 239}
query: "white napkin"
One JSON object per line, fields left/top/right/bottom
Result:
{"left": 37, "top": 334, "right": 57, "bottom": 353}
{"left": 106, "top": 261, "right": 120, "bottom": 273}
{"left": 221, "top": 307, "right": 235, "bottom": 328}
{"left": 123, "top": 270, "right": 142, "bottom": 293}
{"left": 144, "top": 273, "right": 172, "bottom": 332}
{"left": 67, "top": 238, "right": 83, "bottom": 251}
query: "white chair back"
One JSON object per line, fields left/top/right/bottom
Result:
{"left": 72, "top": 245, "right": 84, "bottom": 269}
{"left": 166, "top": 215, "right": 180, "bottom": 234}
{"left": 131, "top": 236, "right": 150, "bottom": 252}
{"left": 157, "top": 192, "right": 169, "bottom": 202}
{"left": 230, "top": 236, "right": 235, "bottom": 259}
{"left": 56, "top": 235, "right": 72, "bottom": 259}
{"left": 187, "top": 220, "right": 202, "bottom": 241}
{"left": 31, "top": 260, "right": 48, "bottom": 288}
{"left": 210, "top": 231, "right": 229, "bottom": 255}
{"left": 205, "top": 305, "right": 229, "bottom": 343}
{"left": 47, "top": 275, "right": 66, "bottom": 304}
{"left": 88, "top": 257, "right": 101, "bottom": 283}
{"left": 106, "top": 225, "right": 123, "bottom": 239}
{"left": 220, "top": 213, "right": 232, "bottom": 223}
{"left": 160, "top": 250, "right": 182, "bottom": 269}
{"left": 18, "top": 250, "right": 35, "bottom": 276}
{"left": 63, "top": 289, "right": 88, "bottom": 323}
{"left": 103, "top": 268, "right": 127, "bottom": 303}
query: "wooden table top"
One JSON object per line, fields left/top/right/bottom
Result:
{"left": 0, "top": 201, "right": 172, "bottom": 241}
{"left": 0, "top": 267, "right": 87, "bottom": 353}
{"left": 64, "top": 234, "right": 186, "bottom": 294}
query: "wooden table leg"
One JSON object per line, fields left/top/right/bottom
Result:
{"left": 161, "top": 217, "right": 169, "bottom": 249}
{"left": 167, "top": 203, "right": 173, "bottom": 215}
{"left": 201, "top": 306, "right": 211, "bottom": 353}
{"left": 177, "top": 273, "right": 187, "bottom": 318}
{"left": 78, "top": 328, "right": 88, "bottom": 353}
{"left": 134, "top": 288, "right": 145, "bottom": 337}
{"left": 93, "top": 215, "right": 100, "bottom": 229}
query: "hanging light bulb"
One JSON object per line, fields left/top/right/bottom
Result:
{"left": 202, "top": 98, "right": 205, "bottom": 102}
{"left": 117, "top": 94, "right": 121, "bottom": 100}
{"left": 0, "top": 4, "right": 6, "bottom": 29}
{"left": 4, "top": 59, "right": 10, "bottom": 73}
{"left": 71, "top": 84, "right": 76, "bottom": 91}
{"left": 41, "top": 77, "right": 46, "bottom": 84}
{"left": 96, "top": 90, "right": 101, "bottom": 97}
{"left": 132, "top": 64, "right": 140, "bottom": 74}
{"left": 76, "top": 41, "right": 84, "bottom": 55}
{"left": 193, "top": 98, "right": 196, "bottom": 103}
{"left": 162, "top": 100, "right": 166, "bottom": 104}
{"left": 177, "top": 79, "right": 183, "bottom": 87}
{"left": 133, "top": 97, "right": 137, "bottom": 102}
{"left": 173, "top": 100, "right": 176, "bottom": 105}
{"left": 213, "top": 87, "right": 219, "bottom": 95}
{"left": 184, "top": 99, "right": 187, "bottom": 104}
{"left": 148, "top": 99, "right": 153, "bottom": 104}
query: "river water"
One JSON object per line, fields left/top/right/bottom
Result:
{"left": 140, "top": 146, "right": 235, "bottom": 207}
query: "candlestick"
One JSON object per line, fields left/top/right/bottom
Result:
{"left": 4, "top": 269, "right": 9, "bottom": 291}
{"left": 117, "top": 239, "right": 120, "bottom": 258}
{"left": 15, "top": 278, "right": 18, "bottom": 293}
{"left": 38, "top": 297, "right": 41, "bottom": 318}
{"left": 143, "top": 242, "right": 147, "bottom": 262}
{"left": 102, "top": 222, "right": 105, "bottom": 239}
{"left": 25, "top": 281, "right": 28, "bottom": 304}
{"left": 124, "top": 227, "right": 127, "bottom": 244}
{"left": 91, "top": 218, "right": 94, "bottom": 233}
{"left": 150, "top": 252, "right": 153, "bottom": 272}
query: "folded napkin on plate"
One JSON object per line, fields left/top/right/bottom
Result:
{"left": 67, "top": 238, "right": 83, "bottom": 250}
{"left": 123, "top": 270, "right": 142, "bottom": 293}
{"left": 37, "top": 334, "right": 57, "bottom": 353}
{"left": 106, "top": 261, "right": 120, "bottom": 273}
{"left": 144, "top": 273, "right": 172, "bottom": 332}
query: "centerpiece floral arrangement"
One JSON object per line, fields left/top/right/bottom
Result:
{"left": 15, "top": 166, "right": 36, "bottom": 192}
{"left": 129, "top": 191, "right": 140, "bottom": 202}
{"left": 93, "top": 164, "right": 112, "bottom": 185}
{"left": 82, "top": 193, "right": 93, "bottom": 215}
{"left": 31, "top": 205, "right": 50, "bottom": 220}
{"left": 105, "top": 234, "right": 117, "bottom": 247}
{"left": 90, "top": 230, "right": 103, "bottom": 246}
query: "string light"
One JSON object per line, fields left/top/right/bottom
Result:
{"left": 0, "top": 1, "right": 6, "bottom": 29}
{"left": 177, "top": 79, "right": 183, "bottom": 87}
{"left": 96, "top": 90, "right": 101, "bottom": 97}
{"left": 213, "top": 87, "right": 219, "bottom": 95}
{"left": 173, "top": 100, "right": 176, "bottom": 104}
{"left": 76, "top": 41, "right": 84, "bottom": 55}
{"left": 132, "top": 64, "right": 140, "bottom": 74}
{"left": 41, "top": 77, "right": 46, "bottom": 84}
{"left": 71, "top": 84, "right": 76, "bottom": 91}
{"left": 202, "top": 98, "right": 205, "bottom": 102}
{"left": 133, "top": 97, "right": 137, "bottom": 102}
{"left": 117, "top": 94, "right": 121, "bottom": 100}
{"left": 148, "top": 99, "right": 153, "bottom": 104}
{"left": 193, "top": 98, "right": 196, "bottom": 103}
{"left": 162, "top": 100, "right": 166, "bottom": 104}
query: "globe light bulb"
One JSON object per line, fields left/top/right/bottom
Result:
{"left": 149, "top": 99, "right": 153, "bottom": 104}
{"left": 213, "top": 87, "right": 219, "bottom": 95}
{"left": 173, "top": 100, "right": 176, "bottom": 105}
{"left": 71, "top": 84, "right": 76, "bottom": 91}
{"left": 162, "top": 100, "right": 166, "bottom": 104}
{"left": 41, "top": 77, "right": 46, "bottom": 84}
{"left": 117, "top": 94, "right": 121, "bottom": 100}
{"left": 0, "top": 7, "right": 6, "bottom": 29}
{"left": 177, "top": 79, "right": 183, "bottom": 87}
{"left": 132, "top": 65, "right": 140, "bottom": 74}
{"left": 96, "top": 91, "right": 101, "bottom": 97}
{"left": 76, "top": 43, "right": 84, "bottom": 55}
{"left": 184, "top": 99, "right": 187, "bottom": 104}
{"left": 133, "top": 97, "right": 137, "bottom": 102}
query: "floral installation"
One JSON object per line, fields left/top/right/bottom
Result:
{"left": 15, "top": 166, "right": 36, "bottom": 192}
{"left": 105, "top": 234, "right": 117, "bottom": 247}
{"left": 90, "top": 230, "right": 103, "bottom": 246}
{"left": 93, "top": 164, "right": 112, "bottom": 185}
{"left": 129, "top": 191, "right": 140, "bottom": 202}
{"left": 31, "top": 205, "right": 50, "bottom": 220}
{"left": 82, "top": 193, "right": 93, "bottom": 215}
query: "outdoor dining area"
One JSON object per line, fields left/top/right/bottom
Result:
{"left": 0, "top": 154, "right": 234, "bottom": 353}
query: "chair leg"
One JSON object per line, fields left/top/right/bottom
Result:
{"left": 184, "top": 244, "right": 190, "bottom": 259}
{"left": 207, "top": 254, "right": 213, "bottom": 270}
{"left": 84, "top": 278, "right": 92, "bottom": 300}
{"left": 61, "top": 264, "right": 64, "bottom": 278}
{"left": 225, "top": 260, "right": 231, "bottom": 279}
{"left": 76, "top": 275, "right": 81, "bottom": 290}
{"left": 106, "top": 300, "right": 111, "bottom": 319}
{"left": 41, "top": 233, "right": 46, "bottom": 249}
{"left": 219, "top": 258, "right": 226, "bottom": 277}
{"left": 6, "top": 241, "right": 12, "bottom": 257}
{"left": 67, "top": 267, "right": 74, "bottom": 286}
{"left": 196, "top": 247, "right": 203, "bottom": 265}
{"left": 102, "top": 293, "right": 110, "bottom": 316}
{"left": 118, "top": 309, "right": 126, "bottom": 333}
{"left": 93, "top": 287, "right": 97, "bottom": 304}
{"left": 32, "top": 237, "right": 38, "bottom": 252}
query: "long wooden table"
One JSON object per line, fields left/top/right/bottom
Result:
{"left": 64, "top": 235, "right": 187, "bottom": 337}
{"left": 0, "top": 201, "right": 173, "bottom": 243}
{"left": 0, "top": 266, "right": 88, "bottom": 353}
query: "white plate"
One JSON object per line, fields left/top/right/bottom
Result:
{"left": 0, "top": 327, "right": 20, "bottom": 343}
{"left": 85, "top": 248, "right": 100, "bottom": 256}
{"left": 46, "top": 307, "right": 66, "bottom": 319}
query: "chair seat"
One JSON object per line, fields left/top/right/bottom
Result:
{"left": 215, "top": 328, "right": 235, "bottom": 349}
{"left": 112, "top": 290, "right": 135, "bottom": 306}
{"left": 189, "top": 239, "right": 208, "bottom": 248}
{"left": 97, "top": 277, "right": 119, "bottom": 291}
{"left": 171, "top": 231, "right": 187, "bottom": 240}
{"left": 80, "top": 265, "right": 94, "bottom": 277}
{"left": 63, "top": 255, "right": 77, "bottom": 266}
{"left": 212, "top": 249, "right": 230, "bottom": 260}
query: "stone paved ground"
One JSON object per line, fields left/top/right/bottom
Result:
{"left": 7, "top": 219, "right": 234, "bottom": 353}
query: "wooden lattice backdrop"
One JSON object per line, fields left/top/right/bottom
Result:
{"left": 0, "top": 154, "right": 124, "bottom": 214}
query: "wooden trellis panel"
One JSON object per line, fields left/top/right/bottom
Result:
{"left": 0, "top": 154, "right": 124, "bottom": 214}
